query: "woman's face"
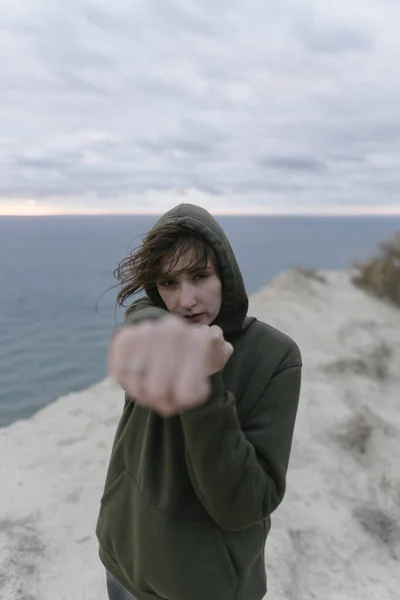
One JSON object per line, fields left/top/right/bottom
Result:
{"left": 156, "top": 249, "right": 222, "bottom": 326}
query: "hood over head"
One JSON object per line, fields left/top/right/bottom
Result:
{"left": 145, "top": 204, "right": 249, "bottom": 339}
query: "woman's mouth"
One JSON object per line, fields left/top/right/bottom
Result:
{"left": 184, "top": 313, "right": 204, "bottom": 324}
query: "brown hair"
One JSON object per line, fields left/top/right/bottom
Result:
{"left": 114, "top": 222, "right": 219, "bottom": 307}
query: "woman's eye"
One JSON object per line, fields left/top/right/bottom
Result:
{"left": 160, "top": 280, "right": 176, "bottom": 288}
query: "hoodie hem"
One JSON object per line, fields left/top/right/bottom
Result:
{"left": 98, "top": 545, "right": 267, "bottom": 600}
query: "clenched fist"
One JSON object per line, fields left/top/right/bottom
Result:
{"left": 109, "top": 316, "right": 234, "bottom": 417}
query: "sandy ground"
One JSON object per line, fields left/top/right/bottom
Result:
{"left": 1, "top": 269, "right": 400, "bottom": 600}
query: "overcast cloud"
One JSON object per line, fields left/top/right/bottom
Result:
{"left": 1, "top": 0, "right": 400, "bottom": 214}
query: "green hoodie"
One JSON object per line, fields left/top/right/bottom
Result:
{"left": 96, "top": 204, "right": 302, "bottom": 600}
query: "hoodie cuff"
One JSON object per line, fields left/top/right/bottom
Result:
{"left": 209, "top": 370, "right": 226, "bottom": 398}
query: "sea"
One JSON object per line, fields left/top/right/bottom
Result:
{"left": 1, "top": 214, "right": 399, "bottom": 428}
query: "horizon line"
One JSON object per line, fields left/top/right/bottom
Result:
{"left": 1, "top": 210, "right": 400, "bottom": 218}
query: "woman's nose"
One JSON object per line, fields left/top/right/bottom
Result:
{"left": 177, "top": 283, "right": 197, "bottom": 309}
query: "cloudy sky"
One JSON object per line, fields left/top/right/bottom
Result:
{"left": 1, "top": 0, "right": 400, "bottom": 215}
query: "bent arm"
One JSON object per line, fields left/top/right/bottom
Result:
{"left": 180, "top": 362, "right": 302, "bottom": 531}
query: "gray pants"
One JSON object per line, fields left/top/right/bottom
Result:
{"left": 106, "top": 571, "right": 137, "bottom": 600}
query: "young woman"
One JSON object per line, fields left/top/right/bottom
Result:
{"left": 96, "top": 203, "right": 302, "bottom": 600}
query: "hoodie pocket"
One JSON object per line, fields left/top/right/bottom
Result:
{"left": 96, "top": 469, "right": 238, "bottom": 600}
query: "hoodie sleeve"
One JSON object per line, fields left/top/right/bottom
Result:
{"left": 123, "top": 296, "right": 167, "bottom": 325}
{"left": 179, "top": 356, "right": 302, "bottom": 532}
